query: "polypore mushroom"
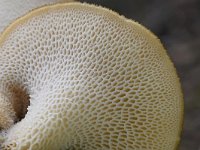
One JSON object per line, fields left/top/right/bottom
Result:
{"left": 0, "top": 2, "right": 183, "bottom": 150}
{"left": 0, "top": 0, "right": 74, "bottom": 33}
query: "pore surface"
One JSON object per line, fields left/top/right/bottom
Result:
{"left": 0, "top": 3, "right": 183, "bottom": 150}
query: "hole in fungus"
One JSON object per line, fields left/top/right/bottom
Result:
{"left": 8, "top": 84, "right": 30, "bottom": 123}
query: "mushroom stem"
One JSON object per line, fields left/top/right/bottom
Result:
{"left": 0, "top": 92, "right": 16, "bottom": 129}
{"left": 2, "top": 90, "right": 74, "bottom": 149}
{"left": 0, "top": 83, "right": 30, "bottom": 130}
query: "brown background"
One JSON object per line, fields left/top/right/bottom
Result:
{"left": 80, "top": 0, "right": 200, "bottom": 149}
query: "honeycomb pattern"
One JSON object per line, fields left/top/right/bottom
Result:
{"left": 0, "top": 3, "right": 183, "bottom": 150}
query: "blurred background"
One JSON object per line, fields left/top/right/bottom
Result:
{"left": 79, "top": 0, "right": 200, "bottom": 149}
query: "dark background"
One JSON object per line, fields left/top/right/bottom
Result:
{"left": 80, "top": 0, "right": 200, "bottom": 149}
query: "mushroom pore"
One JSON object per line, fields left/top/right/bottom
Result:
{"left": 0, "top": 3, "right": 183, "bottom": 150}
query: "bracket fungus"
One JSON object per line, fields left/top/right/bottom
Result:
{"left": 0, "top": 2, "right": 183, "bottom": 150}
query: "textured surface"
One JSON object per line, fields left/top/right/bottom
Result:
{"left": 81, "top": 1, "right": 200, "bottom": 149}
{"left": 0, "top": 0, "right": 74, "bottom": 33}
{"left": 0, "top": 3, "right": 183, "bottom": 150}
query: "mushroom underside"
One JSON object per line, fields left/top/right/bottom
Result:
{"left": 0, "top": 3, "right": 183, "bottom": 150}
